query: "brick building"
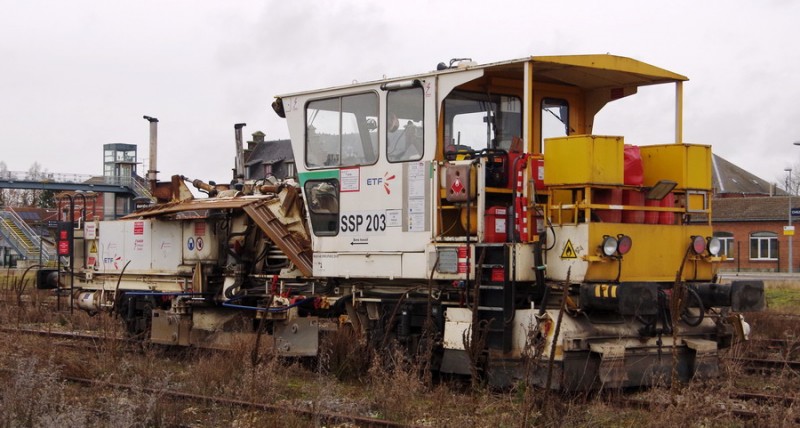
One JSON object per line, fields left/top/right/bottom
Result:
{"left": 710, "top": 155, "right": 795, "bottom": 272}
{"left": 712, "top": 197, "right": 797, "bottom": 272}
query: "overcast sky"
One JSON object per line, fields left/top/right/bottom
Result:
{"left": 2, "top": 0, "right": 799, "bottom": 187}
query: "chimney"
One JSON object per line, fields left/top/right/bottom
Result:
{"left": 143, "top": 115, "right": 159, "bottom": 192}
{"left": 234, "top": 123, "right": 246, "bottom": 181}
{"left": 250, "top": 131, "right": 265, "bottom": 150}
{"left": 244, "top": 131, "right": 266, "bottom": 170}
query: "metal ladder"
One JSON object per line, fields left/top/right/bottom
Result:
{"left": 475, "top": 244, "right": 513, "bottom": 352}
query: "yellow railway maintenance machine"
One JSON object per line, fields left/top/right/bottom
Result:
{"left": 276, "top": 55, "right": 764, "bottom": 390}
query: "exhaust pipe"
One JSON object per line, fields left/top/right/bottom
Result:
{"left": 234, "top": 123, "right": 246, "bottom": 184}
{"left": 143, "top": 115, "right": 159, "bottom": 192}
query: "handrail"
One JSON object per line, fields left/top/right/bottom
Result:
{"left": 131, "top": 178, "right": 154, "bottom": 200}
{"left": 7, "top": 207, "right": 40, "bottom": 243}
{"left": 0, "top": 209, "right": 54, "bottom": 261}
{"left": 0, "top": 217, "right": 28, "bottom": 255}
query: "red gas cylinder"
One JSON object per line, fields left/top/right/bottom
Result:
{"left": 644, "top": 198, "right": 660, "bottom": 224}
{"left": 594, "top": 188, "right": 622, "bottom": 223}
{"left": 660, "top": 192, "right": 676, "bottom": 225}
{"left": 622, "top": 189, "right": 645, "bottom": 223}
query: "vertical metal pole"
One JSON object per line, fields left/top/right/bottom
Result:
{"left": 524, "top": 61, "right": 535, "bottom": 153}
{"left": 143, "top": 116, "right": 159, "bottom": 192}
{"left": 234, "top": 123, "right": 247, "bottom": 182}
{"left": 69, "top": 196, "right": 75, "bottom": 314}
{"left": 76, "top": 193, "right": 87, "bottom": 270}
{"left": 56, "top": 199, "right": 62, "bottom": 312}
{"left": 675, "top": 81, "right": 683, "bottom": 144}
{"left": 38, "top": 223, "right": 42, "bottom": 268}
{"left": 787, "top": 168, "right": 793, "bottom": 273}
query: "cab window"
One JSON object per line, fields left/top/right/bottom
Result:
{"left": 443, "top": 91, "right": 522, "bottom": 154}
{"left": 386, "top": 87, "right": 424, "bottom": 162}
{"left": 306, "top": 93, "right": 378, "bottom": 168}
{"left": 304, "top": 179, "right": 340, "bottom": 236}
{"left": 541, "top": 98, "right": 570, "bottom": 148}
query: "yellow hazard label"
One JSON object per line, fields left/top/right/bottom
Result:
{"left": 561, "top": 240, "right": 577, "bottom": 259}
{"left": 89, "top": 241, "right": 98, "bottom": 254}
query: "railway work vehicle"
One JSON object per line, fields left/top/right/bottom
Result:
{"left": 58, "top": 54, "right": 765, "bottom": 390}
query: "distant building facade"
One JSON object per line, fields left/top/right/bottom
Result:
{"left": 244, "top": 131, "right": 296, "bottom": 181}
{"left": 709, "top": 154, "right": 795, "bottom": 272}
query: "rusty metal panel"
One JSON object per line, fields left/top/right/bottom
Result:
{"left": 123, "top": 197, "right": 267, "bottom": 219}
{"left": 244, "top": 199, "right": 313, "bottom": 277}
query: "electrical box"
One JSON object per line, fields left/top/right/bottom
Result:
{"left": 96, "top": 219, "right": 183, "bottom": 274}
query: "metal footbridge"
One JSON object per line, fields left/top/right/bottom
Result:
{"left": 0, "top": 171, "right": 155, "bottom": 264}
{"left": 0, "top": 171, "right": 152, "bottom": 196}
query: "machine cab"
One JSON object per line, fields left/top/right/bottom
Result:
{"left": 276, "top": 55, "right": 712, "bottom": 285}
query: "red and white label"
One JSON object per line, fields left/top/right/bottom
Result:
{"left": 451, "top": 178, "right": 464, "bottom": 194}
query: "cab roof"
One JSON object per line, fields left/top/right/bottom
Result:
{"left": 276, "top": 54, "right": 687, "bottom": 97}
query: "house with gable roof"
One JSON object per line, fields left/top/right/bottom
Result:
{"left": 243, "top": 131, "right": 296, "bottom": 181}
{"left": 710, "top": 154, "right": 796, "bottom": 272}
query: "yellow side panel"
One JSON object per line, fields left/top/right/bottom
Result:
{"left": 639, "top": 144, "right": 712, "bottom": 190}
{"left": 583, "top": 223, "right": 715, "bottom": 282}
{"left": 550, "top": 189, "right": 576, "bottom": 223}
{"left": 687, "top": 192, "right": 708, "bottom": 212}
{"left": 544, "top": 135, "right": 624, "bottom": 185}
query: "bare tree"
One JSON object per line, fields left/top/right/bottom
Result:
{"left": 0, "top": 162, "right": 53, "bottom": 207}
{"left": 23, "top": 162, "right": 46, "bottom": 206}
{"left": 778, "top": 162, "right": 800, "bottom": 196}
{"left": 0, "top": 161, "right": 9, "bottom": 207}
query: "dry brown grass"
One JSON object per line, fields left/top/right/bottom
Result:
{"left": 1, "top": 276, "right": 799, "bottom": 427}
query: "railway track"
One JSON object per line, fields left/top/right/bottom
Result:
{"left": 0, "top": 327, "right": 413, "bottom": 427}
{"left": 618, "top": 394, "right": 799, "bottom": 424}
{"left": 734, "top": 356, "right": 800, "bottom": 372}
{"left": 61, "top": 375, "right": 413, "bottom": 428}
{"left": 0, "top": 366, "right": 413, "bottom": 428}
{"left": 0, "top": 326, "right": 133, "bottom": 345}
{"left": 2, "top": 324, "right": 798, "bottom": 426}
{"left": 730, "top": 391, "right": 795, "bottom": 405}
{"left": 744, "top": 338, "right": 800, "bottom": 359}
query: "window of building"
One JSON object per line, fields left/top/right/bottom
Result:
{"left": 750, "top": 231, "right": 778, "bottom": 260}
{"left": 387, "top": 87, "right": 424, "bottom": 162}
{"left": 304, "top": 179, "right": 339, "bottom": 236}
{"left": 713, "top": 231, "right": 735, "bottom": 260}
{"left": 263, "top": 163, "right": 273, "bottom": 178}
{"left": 306, "top": 93, "right": 378, "bottom": 168}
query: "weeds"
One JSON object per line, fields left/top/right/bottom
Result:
{"left": 0, "top": 355, "right": 90, "bottom": 427}
{"left": 0, "top": 270, "right": 798, "bottom": 427}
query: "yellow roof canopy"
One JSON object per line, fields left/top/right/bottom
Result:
{"left": 528, "top": 54, "right": 688, "bottom": 90}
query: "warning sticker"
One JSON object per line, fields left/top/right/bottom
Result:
{"left": 561, "top": 240, "right": 578, "bottom": 259}
{"left": 450, "top": 178, "right": 464, "bottom": 194}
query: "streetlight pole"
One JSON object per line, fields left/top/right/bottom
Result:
{"left": 792, "top": 141, "right": 800, "bottom": 274}
{"left": 787, "top": 168, "right": 793, "bottom": 273}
